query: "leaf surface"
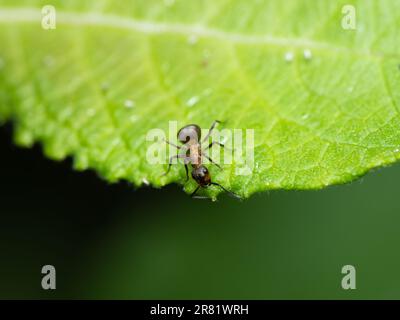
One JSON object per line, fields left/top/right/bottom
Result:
{"left": 1, "top": 0, "right": 400, "bottom": 199}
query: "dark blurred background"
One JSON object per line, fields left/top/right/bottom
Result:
{"left": 1, "top": 123, "right": 400, "bottom": 299}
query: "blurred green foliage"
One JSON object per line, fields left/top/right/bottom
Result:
{"left": 1, "top": 155, "right": 400, "bottom": 299}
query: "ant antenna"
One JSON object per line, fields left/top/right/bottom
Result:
{"left": 210, "top": 182, "right": 242, "bottom": 200}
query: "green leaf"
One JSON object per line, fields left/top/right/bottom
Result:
{"left": 1, "top": 0, "right": 400, "bottom": 199}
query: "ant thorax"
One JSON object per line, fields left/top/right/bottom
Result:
{"left": 186, "top": 143, "right": 201, "bottom": 166}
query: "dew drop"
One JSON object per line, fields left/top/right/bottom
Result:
{"left": 302, "top": 113, "right": 309, "bottom": 120}
{"left": 142, "top": 178, "right": 150, "bottom": 186}
{"left": 394, "top": 148, "right": 400, "bottom": 153}
{"left": 186, "top": 96, "right": 200, "bottom": 107}
{"left": 303, "top": 49, "right": 312, "bottom": 60}
{"left": 187, "top": 34, "right": 198, "bottom": 45}
{"left": 124, "top": 99, "right": 135, "bottom": 108}
{"left": 284, "top": 51, "right": 294, "bottom": 62}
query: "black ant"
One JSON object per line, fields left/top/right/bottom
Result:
{"left": 163, "top": 120, "right": 240, "bottom": 200}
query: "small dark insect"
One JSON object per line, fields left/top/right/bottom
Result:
{"left": 163, "top": 120, "right": 240, "bottom": 200}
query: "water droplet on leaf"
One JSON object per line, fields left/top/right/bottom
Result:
{"left": 284, "top": 51, "right": 294, "bottom": 62}
{"left": 124, "top": 99, "right": 135, "bottom": 108}
{"left": 186, "top": 96, "right": 199, "bottom": 107}
{"left": 303, "top": 49, "right": 312, "bottom": 60}
{"left": 188, "top": 34, "right": 198, "bottom": 45}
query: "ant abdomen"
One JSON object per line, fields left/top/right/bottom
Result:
{"left": 191, "top": 165, "right": 211, "bottom": 186}
{"left": 177, "top": 124, "right": 201, "bottom": 144}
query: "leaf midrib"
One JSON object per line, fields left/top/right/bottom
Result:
{"left": 0, "top": 7, "right": 387, "bottom": 60}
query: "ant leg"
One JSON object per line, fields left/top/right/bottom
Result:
{"left": 162, "top": 154, "right": 187, "bottom": 176}
{"left": 190, "top": 186, "right": 212, "bottom": 200}
{"left": 210, "top": 182, "right": 241, "bottom": 200}
{"left": 184, "top": 164, "right": 189, "bottom": 182}
{"left": 202, "top": 154, "right": 222, "bottom": 170}
{"left": 201, "top": 120, "right": 221, "bottom": 144}
{"left": 203, "top": 141, "right": 227, "bottom": 150}
{"left": 163, "top": 138, "right": 181, "bottom": 149}
{"left": 190, "top": 186, "right": 200, "bottom": 198}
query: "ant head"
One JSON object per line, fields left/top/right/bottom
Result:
{"left": 191, "top": 165, "right": 211, "bottom": 186}
{"left": 177, "top": 124, "right": 201, "bottom": 144}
